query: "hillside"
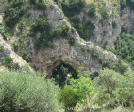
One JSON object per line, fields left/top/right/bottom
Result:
{"left": 0, "top": 0, "right": 131, "bottom": 74}
{"left": 0, "top": 0, "right": 134, "bottom": 111}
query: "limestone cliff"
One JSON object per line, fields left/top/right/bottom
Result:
{"left": 0, "top": 0, "right": 131, "bottom": 76}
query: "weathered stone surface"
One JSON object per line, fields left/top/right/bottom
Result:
{"left": 0, "top": 34, "right": 32, "bottom": 71}
{"left": 32, "top": 3, "right": 119, "bottom": 76}
{"left": 0, "top": 1, "right": 130, "bottom": 75}
{"left": 72, "top": 10, "right": 121, "bottom": 48}
{"left": 121, "top": 7, "right": 134, "bottom": 33}
{"left": 32, "top": 38, "right": 119, "bottom": 76}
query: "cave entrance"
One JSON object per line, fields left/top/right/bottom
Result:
{"left": 51, "top": 63, "right": 77, "bottom": 87}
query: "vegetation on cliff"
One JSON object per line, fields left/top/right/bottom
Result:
{"left": 1, "top": 0, "right": 134, "bottom": 112}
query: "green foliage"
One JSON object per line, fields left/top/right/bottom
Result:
{"left": 60, "top": 85, "right": 79, "bottom": 110}
{"left": 94, "top": 69, "right": 134, "bottom": 108}
{"left": 30, "top": 17, "right": 50, "bottom": 34}
{"left": 3, "top": 0, "right": 47, "bottom": 28}
{"left": 35, "top": 2, "right": 46, "bottom": 10}
{"left": 30, "top": 0, "right": 46, "bottom": 10}
{"left": 71, "top": 18, "right": 95, "bottom": 40}
{"left": 4, "top": 57, "right": 19, "bottom": 70}
{"left": 29, "top": 17, "right": 74, "bottom": 48}
{"left": 12, "top": 34, "right": 32, "bottom": 63}
{"left": 126, "top": 0, "right": 134, "bottom": 9}
{"left": 98, "top": 3, "right": 109, "bottom": 21}
{"left": 50, "top": 24, "right": 70, "bottom": 38}
{"left": 59, "top": 69, "right": 94, "bottom": 110}
{"left": 0, "top": 46, "right": 4, "bottom": 52}
{"left": 60, "top": 0, "right": 85, "bottom": 17}
{"left": 30, "top": 0, "right": 36, "bottom": 4}
{"left": 4, "top": 7, "right": 24, "bottom": 28}
{"left": 87, "top": 3, "right": 96, "bottom": 17}
{"left": 70, "top": 75, "right": 94, "bottom": 101}
{"left": 0, "top": 70, "right": 60, "bottom": 112}
{"left": 120, "top": 0, "right": 126, "bottom": 9}
{"left": 115, "top": 33, "right": 134, "bottom": 69}
{"left": 52, "top": 63, "right": 77, "bottom": 87}
{"left": 115, "top": 71, "right": 134, "bottom": 107}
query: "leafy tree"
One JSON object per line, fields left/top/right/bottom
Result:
{"left": 4, "top": 7, "right": 24, "bottom": 28}
{"left": 59, "top": 69, "right": 94, "bottom": 111}
{"left": 60, "top": 85, "right": 79, "bottom": 111}
{"left": 94, "top": 69, "right": 134, "bottom": 108}
{"left": 115, "top": 33, "right": 134, "bottom": 69}
{"left": 0, "top": 70, "right": 60, "bottom": 112}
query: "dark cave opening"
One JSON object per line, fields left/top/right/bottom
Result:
{"left": 51, "top": 63, "right": 77, "bottom": 87}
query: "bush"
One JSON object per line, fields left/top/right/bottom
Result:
{"left": 30, "top": 17, "right": 50, "bottom": 33}
{"left": 30, "top": 20, "right": 71, "bottom": 48}
{"left": 94, "top": 69, "right": 124, "bottom": 107}
{"left": 115, "top": 33, "right": 134, "bottom": 69}
{"left": 71, "top": 18, "right": 95, "bottom": 40}
{"left": 4, "top": 7, "right": 24, "bottom": 28}
{"left": 94, "top": 69, "right": 134, "bottom": 108}
{"left": 126, "top": 0, "right": 134, "bottom": 9}
{"left": 98, "top": 3, "right": 109, "bottom": 21}
{"left": 60, "top": 0, "right": 85, "bottom": 17}
{"left": 60, "top": 69, "right": 94, "bottom": 111}
{"left": 70, "top": 75, "right": 94, "bottom": 101}
{"left": 0, "top": 70, "right": 60, "bottom": 112}
{"left": 60, "top": 85, "right": 79, "bottom": 110}
{"left": 35, "top": 2, "right": 46, "bottom": 10}
{"left": 4, "top": 57, "right": 19, "bottom": 70}
{"left": 114, "top": 71, "right": 134, "bottom": 107}
{"left": 87, "top": 3, "right": 96, "bottom": 17}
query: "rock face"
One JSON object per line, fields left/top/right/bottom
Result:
{"left": 32, "top": 39, "right": 119, "bottom": 76}
{"left": 0, "top": 34, "right": 32, "bottom": 71}
{"left": 32, "top": 4, "right": 119, "bottom": 76}
{"left": 74, "top": 11, "right": 121, "bottom": 48}
{"left": 0, "top": 1, "right": 131, "bottom": 75}
{"left": 121, "top": 7, "right": 134, "bottom": 33}
{"left": 91, "top": 19, "right": 121, "bottom": 48}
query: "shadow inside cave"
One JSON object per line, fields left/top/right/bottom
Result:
{"left": 51, "top": 63, "right": 77, "bottom": 87}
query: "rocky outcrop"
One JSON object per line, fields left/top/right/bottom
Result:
{"left": 32, "top": 38, "right": 119, "bottom": 76}
{"left": 0, "top": 1, "right": 130, "bottom": 75}
{"left": 75, "top": 11, "right": 121, "bottom": 48}
{"left": 0, "top": 34, "right": 32, "bottom": 71}
{"left": 91, "top": 18, "right": 121, "bottom": 48}
{"left": 121, "top": 7, "right": 134, "bottom": 33}
{"left": 32, "top": 3, "right": 119, "bottom": 76}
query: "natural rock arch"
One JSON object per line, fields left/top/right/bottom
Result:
{"left": 31, "top": 2, "right": 120, "bottom": 77}
{"left": 51, "top": 62, "right": 77, "bottom": 87}
{"left": 32, "top": 39, "right": 119, "bottom": 77}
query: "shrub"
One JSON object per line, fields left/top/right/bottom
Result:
{"left": 126, "top": 0, "right": 134, "bottom": 9}
{"left": 30, "top": 17, "right": 50, "bottom": 33}
{"left": 0, "top": 70, "right": 60, "bottom": 112}
{"left": 30, "top": 21, "right": 71, "bottom": 48}
{"left": 30, "top": 0, "right": 36, "bottom": 5}
{"left": 4, "top": 7, "right": 24, "bottom": 28}
{"left": 115, "top": 33, "right": 134, "bottom": 69}
{"left": 87, "top": 3, "right": 96, "bottom": 17}
{"left": 70, "top": 75, "right": 94, "bottom": 101}
{"left": 4, "top": 57, "right": 19, "bottom": 70}
{"left": 114, "top": 71, "right": 134, "bottom": 107}
{"left": 94, "top": 69, "right": 134, "bottom": 108}
{"left": 60, "top": 69, "right": 94, "bottom": 111}
{"left": 50, "top": 25, "right": 70, "bottom": 38}
{"left": 35, "top": 2, "right": 46, "bottom": 10}
{"left": 98, "top": 3, "right": 109, "bottom": 21}
{"left": 60, "top": 0, "right": 85, "bottom": 17}
{"left": 71, "top": 18, "right": 95, "bottom": 40}
{"left": 94, "top": 69, "right": 124, "bottom": 107}
{"left": 60, "top": 85, "right": 79, "bottom": 110}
